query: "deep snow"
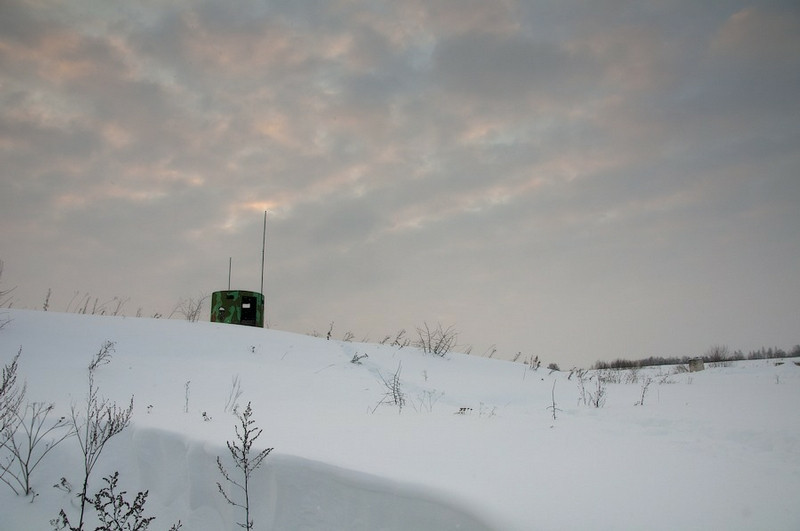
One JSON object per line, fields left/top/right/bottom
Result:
{"left": 0, "top": 309, "right": 798, "bottom": 530}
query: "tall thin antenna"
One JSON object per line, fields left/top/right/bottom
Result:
{"left": 228, "top": 257, "right": 232, "bottom": 290}
{"left": 260, "top": 210, "right": 267, "bottom": 295}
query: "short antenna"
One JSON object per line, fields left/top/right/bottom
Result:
{"left": 227, "top": 257, "right": 232, "bottom": 290}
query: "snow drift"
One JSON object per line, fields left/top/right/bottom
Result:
{"left": 1, "top": 309, "right": 798, "bottom": 530}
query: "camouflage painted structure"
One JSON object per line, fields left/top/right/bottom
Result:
{"left": 210, "top": 290, "right": 264, "bottom": 327}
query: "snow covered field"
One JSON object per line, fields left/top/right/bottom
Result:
{"left": 1, "top": 309, "right": 798, "bottom": 530}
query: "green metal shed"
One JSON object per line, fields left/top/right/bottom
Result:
{"left": 210, "top": 290, "right": 264, "bottom": 327}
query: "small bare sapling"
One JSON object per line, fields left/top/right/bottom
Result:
{"left": 217, "top": 402, "right": 273, "bottom": 531}
{"left": 547, "top": 381, "right": 562, "bottom": 421}
{"left": 53, "top": 341, "right": 134, "bottom": 531}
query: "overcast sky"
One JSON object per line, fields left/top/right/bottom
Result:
{"left": 2, "top": 0, "right": 798, "bottom": 367}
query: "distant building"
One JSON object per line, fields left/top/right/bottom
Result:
{"left": 688, "top": 358, "right": 705, "bottom": 372}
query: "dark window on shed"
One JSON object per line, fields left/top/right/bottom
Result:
{"left": 241, "top": 295, "right": 257, "bottom": 325}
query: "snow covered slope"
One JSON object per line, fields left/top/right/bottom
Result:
{"left": 1, "top": 309, "right": 798, "bottom": 530}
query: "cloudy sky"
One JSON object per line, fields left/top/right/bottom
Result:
{"left": 1, "top": 0, "right": 798, "bottom": 367}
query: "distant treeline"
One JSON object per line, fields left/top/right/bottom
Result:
{"left": 592, "top": 345, "right": 800, "bottom": 370}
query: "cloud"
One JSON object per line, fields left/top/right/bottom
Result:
{"left": 1, "top": 0, "right": 798, "bottom": 366}
{"left": 711, "top": 6, "right": 800, "bottom": 63}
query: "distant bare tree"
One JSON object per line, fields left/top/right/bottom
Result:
{"left": 704, "top": 345, "right": 731, "bottom": 363}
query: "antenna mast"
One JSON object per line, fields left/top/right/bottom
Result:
{"left": 260, "top": 211, "right": 267, "bottom": 295}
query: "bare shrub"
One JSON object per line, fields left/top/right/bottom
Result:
{"left": 1, "top": 350, "right": 25, "bottom": 438}
{"left": 478, "top": 403, "right": 496, "bottom": 418}
{"left": 1, "top": 402, "right": 73, "bottom": 496}
{"left": 169, "top": 295, "right": 207, "bottom": 322}
{"left": 53, "top": 471, "right": 182, "bottom": 531}
{"left": 656, "top": 371, "right": 675, "bottom": 384}
{"left": 373, "top": 362, "right": 405, "bottom": 413}
{"left": 380, "top": 329, "right": 411, "bottom": 348}
{"left": 415, "top": 322, "right": 457, "bottom": 357}
{"left": 350, "top": 353, "right": 368, "bottom": 365}
{"left": 587, "top": 375, "right": 607, "bottom": 408}
{"left": 598, "top": 369, "right": 622, "bottom": 384}
{"left": 65, "top": 293, "right": 129, "bottom": 316}
{"left": 108, "top": 297, "right": 129, "bottom": 317}
{"left": 92, "top": 471, "right": 155, "bottom": 530}
{"left": 413, "top": 389, "right": 444, "bottom": 413}
{"left": 624, "top": 367, "right": 640, "bottom": 384}
{"left": 573, "top": 369, "right": 590, "bottom": 406}
{"left": 524, "top": 355, "right": 541, "bottom": 371}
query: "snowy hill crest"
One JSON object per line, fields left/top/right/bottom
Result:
{"left": 1, "top": 309, "right": 799, "bottom": 530}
